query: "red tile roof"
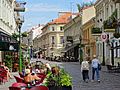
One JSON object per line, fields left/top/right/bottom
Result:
{"left": 49, "top": 12, "right": 72, "bottom": 24}
{"left": 49, "top": 12, "right": 79, "bottom": 25}
{"left": 41, "top": 12, "right": 78, "bottom": 30}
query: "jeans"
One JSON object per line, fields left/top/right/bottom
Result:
{"left": 82, "top": 70, "right": 89, "bottom": 81}
{"left": 92, "top": 67, "right": 100, "bottom": 80}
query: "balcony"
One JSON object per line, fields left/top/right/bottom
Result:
{"left": 14, "top": 1, "right": 26, "bottom": 12}
{"left": 91, "top": 27, "right": 102, "bottom": 36}
{"left": 112, "top": 0, "right": 120, "bottom": 3}
{"left": 104, "top": 9, "right": 117, "bottom": 30}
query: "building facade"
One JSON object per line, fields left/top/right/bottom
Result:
{"left": 0, "top": 0, "right": 26, "bottom": 72}
{"left": 64, "top": 6, "right": 96, "bottom": 62}
{"left": 0, "top": 0, "right": 20, "bottom": 62}
{"left": 64, "top": 15, "right": 81, "bottom": 61}
{"left": 94, "top": 0, "right": 120, "bottom": 65}
{"left": 82, "top": 17, "right": 96, "bottom": 61}
{"left": 23, "top": 24, "right": 44, "bottom": 59}
{"left": 38, "top": 12, "right": 76, "bottom": 58}
{"left": 0, "top": 0, "right": 17, "bottom": 35}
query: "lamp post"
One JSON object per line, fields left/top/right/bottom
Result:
{"left": 18, "top": 23, "right": 22, "bottom": 72}
{"left": 27, "top": 38, "right": 30, "bottom": 63}
{"left": 30, "top": 45, "right": 33, "bottom": 60}
{"left": 102, "top": 42, "right": 105, "bottom": 65}
{"left": 79, "top": 35, "right": 82, "bottom": 64}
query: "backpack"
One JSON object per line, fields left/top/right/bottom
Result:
{"left": 98, "top": 64, "right": 101, "bottom": 70}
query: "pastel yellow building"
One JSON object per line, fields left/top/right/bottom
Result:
{"left": 64, "top": 6, "right": 96, "bottom": 62}
{"left": 38, "top": 12, "right": 76, "bottom": 58}
{"left": 82, "top": 18, "right": 96, "bottom": 61}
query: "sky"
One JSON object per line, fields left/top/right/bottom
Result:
{"left": 18, "top": 0, "right": 96, "bottom": 32}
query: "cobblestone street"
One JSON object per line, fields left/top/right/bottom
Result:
{"left": 62, "top": 62, "right": 120, "bottom": 90}
{"left": 0, "top": 59, "right": 120, "bottom": 90}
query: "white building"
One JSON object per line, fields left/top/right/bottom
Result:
{"left": 0, "top": 0, "right": 17, "bottom": 35}
{"left": 25, "top": 24, "right": 44, "bottom": 47}
{"left": 0, "top": 0, "right": 26, "bottom": 65}
{"left": 94, "top": 0, "right": 120, "bottom": 65}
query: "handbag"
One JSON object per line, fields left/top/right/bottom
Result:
{"left": 98, "top": 64, "right": 101, "bottom": 70}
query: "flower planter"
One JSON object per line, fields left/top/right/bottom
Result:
{"left": 48, "top": 86, "right": 60, "bottom": 90}
{"left": 61, "top": 86, "right": 72, "bottom": 90}
{"left": 44, "top": 66, "right": 72, "bottom": 90}
{"left": 48, "top": 86, "right": 72, "bottom": 90}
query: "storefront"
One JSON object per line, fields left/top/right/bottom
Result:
{"left": 0, "top": 31, "right": 19, "bottom": 71}
{"left": 65, "top": 44, "right": 79, "bottom": 61}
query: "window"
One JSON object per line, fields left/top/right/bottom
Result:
{"left": 52, "top": 27, "right": 55, "bottom": 31}
{"left": 60, "top": 36, "right": 63, "bottom": 44}
{"left": 51, "top": 36, "right": 55, "bottom": 44}
{"left": 106, "top": 7, "right": 109, "bottom": 19}
{"left": 111, "top": 5, "right": 113, "bottom": 13}
{"left": 60, "top": 26, "right": 63, "bottom": 31}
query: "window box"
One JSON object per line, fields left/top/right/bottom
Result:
{"left": 91, "top": 27, "right": 102, "bottom": 34}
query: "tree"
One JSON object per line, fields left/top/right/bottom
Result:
{"left": 76, "top": 4, "right": 81, "bottom": 13}
{"left": 77, "top": 1, "right": 94, "bottom": 13}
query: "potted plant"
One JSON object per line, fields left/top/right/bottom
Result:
{"left": 59, "top": 69, "right": 72, "bottom": 90}
{"left": 43, "top": 66, "right": 72, "bottom": 90}
{"left": 4, "top": 55, "right": 13, "bottom": 72}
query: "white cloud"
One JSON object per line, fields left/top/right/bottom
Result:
{"left": 28, "top": 3, "right": 65, "bottom": 12}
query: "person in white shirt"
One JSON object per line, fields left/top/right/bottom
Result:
{"left": 81, "top": 58, "right": 89, "bottom": 82}
{"left": 91, "top": 55, "right": 100, "bottom": 82}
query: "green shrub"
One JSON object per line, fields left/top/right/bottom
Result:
{"left": 44, "top": 66, "right": 72, "bottom": 87}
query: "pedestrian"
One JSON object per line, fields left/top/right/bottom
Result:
{"left": 81, "top": 57, "right": 89, "bottom": 83}
{"left": 91, "top": 55, "right": 101, "bottom": 82}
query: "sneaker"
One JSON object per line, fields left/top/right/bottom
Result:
{"left": 85, "top": 80, "right": 88, "bottom": 83}
{"left": 98, "top": 80, "right": 100, "bottom": 83}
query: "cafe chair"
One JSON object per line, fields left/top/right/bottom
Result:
{"left": 30, "top": 86, "right": 49, "bottom": 90}
{"left": 19, "top": 72, "right": 24, "bottom": 78}
{"left": 9, "top": 87, "right": 21, "bottom": 90}
{"left": 14, "top": 76, "right": 24, "bottom": 83}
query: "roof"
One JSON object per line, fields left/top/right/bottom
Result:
{"left": 42, "top": 12, "right": 78, "bottom": 30}
{"left": 49, "top": 12, "right": 72, "bottom": 24}
{"left": 82, "top": 5, "right": 93, "bottom": 10}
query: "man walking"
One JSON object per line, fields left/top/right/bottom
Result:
{"left": 91, "top": 55, "right": 101, "bottom": 82}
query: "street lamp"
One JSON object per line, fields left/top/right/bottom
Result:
{"left": 79, "top": 35, "right": 82, "bottom": 64}
{"left": 14, "top": 1, "right": 26, "bottom": 72}
{"left": 30, "top": 45, "right": 33, "bottom": 59}
{"left": 18, "top": 22, "right": 22, "bottom": 72}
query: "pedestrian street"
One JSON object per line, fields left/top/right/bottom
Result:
{"left": 0, "top": 59, "right": 120, "bottom": 90}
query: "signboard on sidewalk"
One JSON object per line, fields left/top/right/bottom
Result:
{"left": 101, "top": 33, "right": 108, "bottom": 42}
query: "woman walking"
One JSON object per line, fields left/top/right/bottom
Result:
{"left": 81, "top": 57, "right": 89, "bottom": 83}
